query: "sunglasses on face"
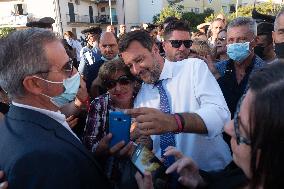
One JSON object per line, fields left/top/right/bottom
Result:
{"left": 168, "top": 40, "right": 193, "bottom": 48}
{"left": 103, "top": 75, "right": 133, "bottom": 89}
{"left": 35, "top": 58, "right": 74, "bottom": 77}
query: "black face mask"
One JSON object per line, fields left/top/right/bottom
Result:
{"left": 274, "top": 42, "right": 284, "bottom": 59}
{"left": 254, "top": 46, "right": 265, "bottom": 59}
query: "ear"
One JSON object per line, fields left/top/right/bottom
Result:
{"left": 151, "top": 43, "right": 160, "bottom": 55}
{"left": 162, "top": 41, "right": 167, "bottom": 51}
{"left": 22, "top": 76, "right": 44, "bottom": 95}
{"left": 272, "top": 31, "right": 276, "bottom": 44}
{"left": 251, "top": 36, "right": 258, "bottom": 48}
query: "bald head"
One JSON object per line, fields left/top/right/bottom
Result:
{"left": 99, "top": 32, "right": 119, "bottom": 60}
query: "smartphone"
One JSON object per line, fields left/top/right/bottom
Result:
{"left": 131, "top": 144, "right": 169, "bottom": 187}
{"left": 108, "top": 111, "right": 131, "bottom": 147}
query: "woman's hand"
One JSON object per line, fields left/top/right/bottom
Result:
{"left": 0, "top": 171, "right": 8, "bottom": 189}
{"left": 135, "top": 171, "right": 154, "bottom": 189}
{"left": 165, "top": 146, "right": 205, "bottom": 188}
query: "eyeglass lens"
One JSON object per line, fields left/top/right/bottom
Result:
{"left": 169, "top": 40, "right": 193, "bottom": 48}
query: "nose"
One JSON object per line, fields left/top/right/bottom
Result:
{"left": 131, "top": 63, "right": 141, "bottom": 76}
{"left": 113, "top": 82, "right": 122, "bottom": 91}
{"left": 178, "top": 43, "right": 187, "bottom": 51}
{"left": 224, "top": 120, "right": 235, "bottom": 138}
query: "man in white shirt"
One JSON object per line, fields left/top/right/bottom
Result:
{"left": 163, "top": 20, "right": 192, "bottom": 62}
{"left": 119, "top": 30, "right": 232, "bottom": 171}
{"left": 0, "top": 28, "right": 111, "bottom": 189}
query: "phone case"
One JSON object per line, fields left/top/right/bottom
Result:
{"left": 108, "top": 111, "right": 131, "bottom": 147}
{"left": 131, "top": 144, "right": 169, "bottom": 187}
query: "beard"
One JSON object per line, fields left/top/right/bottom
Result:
{"left": 174, "top": 50, "right": 189, "bottom": 61}
{"left": 137, "top": 55, "right": 161, "bottom": 84}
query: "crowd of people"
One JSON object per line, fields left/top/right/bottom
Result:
{"left": 0, "top": 8, "right": 284, "bottom": 189}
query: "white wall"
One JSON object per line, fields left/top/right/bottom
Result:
{"left": 138, "top": 0, "right": 163, "bottom": 23}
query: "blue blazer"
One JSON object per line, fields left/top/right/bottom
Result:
{"left": 0, "top": 105, "right": 111, "bottom": 189}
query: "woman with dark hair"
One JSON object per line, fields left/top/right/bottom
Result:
{"left": 136, "top": 62, "right": 284, "bottom": 189}
{"left": 83, "top": 58, "right": 151, "bottom": 189}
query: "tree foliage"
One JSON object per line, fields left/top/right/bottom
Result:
{"left": 0, "top": 27, "right": 16, "bottom": 38}
{"left": 154, "top": 4, "right": 183, "bottom": 24}
{"left": 153, "top": 4, "right": 213, "bottom": 31}
{"left": 205, "top": 1, "right": 283, "bottom": 23}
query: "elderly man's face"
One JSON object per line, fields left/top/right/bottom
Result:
{"left": 163, "top": 30, "right": 192, "bottom": 62}
{"left": 99, "top": 33, "right": 119, "bottom": 60}
{"left": 227, "top": 25, "right": 256, "bottom": 48}
{"left": 273, "top": 14, "right": 284, "bottom": 43}
{"left": 211, "top": 20, "right": 225, "bottom": 38}
{"left": 107, "top": 25, "right": 115, "bottom": 33}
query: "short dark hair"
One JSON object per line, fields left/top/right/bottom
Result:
{"left": 163, "top": 20, "right": 191, "bottom": 40}
{"left": 248, "top": 62, "right": 284, "bottom": 188}
{"left": 98, "top": 58, "right": 134, "bottom": 83}
{"left": 118, "top": 30, "right": 154, "bottom": 53}
{"left": 163, "top": 16, "right": 179, "bottom": 26}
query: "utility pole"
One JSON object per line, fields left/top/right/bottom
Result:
{"left": 109, "top": 0, "right": 112, "bottom": 25}
{"left": 236, "top": 0, "right": 239, "bottom": 17}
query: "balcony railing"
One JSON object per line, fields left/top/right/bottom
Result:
{"left": 66, "top": 14, "right": 95, "bottom": 23}
{"left": 0, "top": 15, "right": 28, "bottom": 26}
{"left": 95, "top": 15, "right": 117, "bottom": 23}
{"left": 66, "top": 14, "right": 117, "bottom": 24}
{"left": 94, "top": 0, "right": 116, "bottom": 3}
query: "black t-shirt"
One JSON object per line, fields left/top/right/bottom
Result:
{"left": 0, "top": 102, "right": 9, "bottom": 114}
{"left": 217, "top": 59, "right": 254, "bottom": 118}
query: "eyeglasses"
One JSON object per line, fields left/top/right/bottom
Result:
{"left": 36, "top": 59, "right": 74, "bottom": 77}
{"left": 217, "top": 37, "right": 226, "bottom": 42}
{"left": 167, "top": 40, "right": 193, "bottom": 48}
{"left": 234, "top": 95, "right": 251, "bottom": 145}
{"left": 103, "top": 75, "right": 133, "bottom": 89}
{"left": 101, "top": 44, "right": 117, "bottom": 49}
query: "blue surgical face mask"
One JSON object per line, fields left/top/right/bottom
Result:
{"left": 34, "top": 72, "right": 81, "bottom": 107}
{"left": 227, "top": 42, "right": 251, "bottom": 63}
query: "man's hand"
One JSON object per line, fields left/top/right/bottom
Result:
{"left": 0, "top": 171, "right": 8, "bottom": 189}
{"left": 135, "top": 171, "right": 154, "bottom": 189}
{"left": 165, "top": 146, "right": 204, "bottom": 188}
{"left": 126, "top": 107, "right": 177, "bottom": 136}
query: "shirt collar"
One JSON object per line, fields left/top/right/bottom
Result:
{"left": 159, "top": 59, "right": 174, "bottom": 80}
{"left": 11, "top": 101, "right": 81, "bottom": 141}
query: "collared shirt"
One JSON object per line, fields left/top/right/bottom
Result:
{"left": 215, "top": 55, "right": 266, "bottom": 117}
{"left": 12, "top": 101, "right": 80, "bottom": 141}
{"left": 134, "top": 58, "right": 232, "bottom": 171}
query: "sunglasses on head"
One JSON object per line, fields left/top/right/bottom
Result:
{"left": 103, "top": 75, "right": 133, "bottom": 89}
{"left": 168, "top": 40, "right": 193, "bottom": 48}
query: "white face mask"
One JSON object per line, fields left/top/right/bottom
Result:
{"left": 34, "top": 72, "right": 80, "bottom": 107}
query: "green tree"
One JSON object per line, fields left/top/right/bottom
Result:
{"left": 204, "top": 1, "right": 283, "bottom": 23}
{"left": 228, "top": 1, "right": 282, "bottom": 20}
{"left": 0, "top": 27, "right": 16, "bottom": 38}
{"left": 153, "top": 4, "right": 183, "bottom": 24}
{"left": 182, "top": 8, "right": 214, "bottom": 31}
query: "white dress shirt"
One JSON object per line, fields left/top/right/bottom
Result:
{"left": 12, "top": 102, "right": 80, "bottom": 142}
{"left": 134, "top": 58, "right": 232, "bottom": 171}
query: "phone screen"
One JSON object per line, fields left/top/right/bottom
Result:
{"left": 131, "top": 144, "right": 169, "bottom": 187}
{"left": 108, "top": 111, "right": 131, "bottom": 147}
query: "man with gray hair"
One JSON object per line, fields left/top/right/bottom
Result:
{"left": 273, "top": 8, "right": 284, "bottom": 59}
{"left": 215, "top": 17, "right": 266, "bottom": 146}
{"left": 0, "top": 28, "right": 111, "bottom": 189}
